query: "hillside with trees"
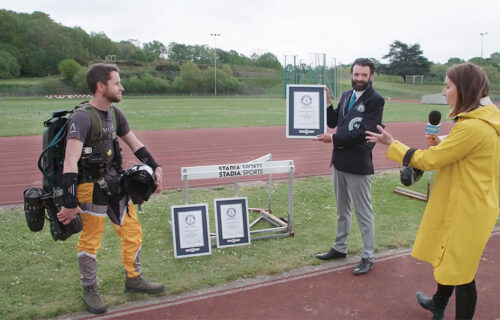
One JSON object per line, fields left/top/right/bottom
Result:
{"left": 0, "top": 9, "right": 282, "bottom": 95}
{"left": 1, "top": 9, "right": 499, "bottom": 97}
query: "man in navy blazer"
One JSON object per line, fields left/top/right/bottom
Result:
{"left": 314, "top": 58, "right": 384, "bottom": 275}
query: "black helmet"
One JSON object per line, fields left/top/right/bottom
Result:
{"left": 123, "top": 164, "right": 156, "bottom": 205}
{"left": 400, "top": 166, "right": 423, "bottom": 186}
{"left": 400, "top": 148, "right": 423, "bottom": 186}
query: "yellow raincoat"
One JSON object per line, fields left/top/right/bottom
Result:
{"left": 387, "top": 104, "right": 500, "bottom": 285}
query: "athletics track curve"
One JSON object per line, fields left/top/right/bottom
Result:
{"left": 0, "top": 121, "right": 453, "bottom": 206}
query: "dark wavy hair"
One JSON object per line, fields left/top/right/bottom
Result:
{"left": 350, "top": 58, "right": 375, "bottom": 75}
{"left": 446, "top": 63, "right": 489, "bottom": 118}
{"left": 85, "top": 63, "right": 120, "bottom": 94}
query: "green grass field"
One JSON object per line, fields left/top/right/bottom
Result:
{"left": 0, "top": 95, "right": 452, "bottom": 137}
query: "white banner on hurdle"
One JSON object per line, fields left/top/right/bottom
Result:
{"left": 181, "top": 160, "right": 294, "bottom": 181}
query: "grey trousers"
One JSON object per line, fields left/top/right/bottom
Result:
{"left": 332, "top": 169, "right": 375, "bottom": 261}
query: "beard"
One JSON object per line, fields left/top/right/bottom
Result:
{"left": 351, "top": 79, "right": 371, "bottom": 91}
{"left": 103, "top": 90, "right": 121, "bottom": 103}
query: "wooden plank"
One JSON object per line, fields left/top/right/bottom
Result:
{"left": 394, "top": 187, "right": 428, "bottom": 202}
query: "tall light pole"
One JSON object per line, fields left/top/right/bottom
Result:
{"left": 480, "top": 32, "right": 488, "bottom": 64}
{"left": 210, "top": 33, "right": 220, "bottom": 95}
{"left": 331, "top": 58, "right": 338, "bottom": 99}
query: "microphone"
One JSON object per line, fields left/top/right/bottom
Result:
{"left": 425, "top": 110, "right": 441, "bottom": 135}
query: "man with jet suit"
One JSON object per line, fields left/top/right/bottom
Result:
{"left": 314, "top": 58, "right": 384, "bottom": 275}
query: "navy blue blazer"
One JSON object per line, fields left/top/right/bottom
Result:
{"left": 327, "top": 85, "right": 384, "bottom": 175}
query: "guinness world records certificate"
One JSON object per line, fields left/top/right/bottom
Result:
{"left": 286, "top": 84, "right": 327, "bottom": 138}
{"left": 171, "top": 204, "right": 211, "bottom": 258}
{"left": 214, "top": 197, "right": 250, "bottom": 248}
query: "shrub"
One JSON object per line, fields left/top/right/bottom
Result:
{"left": 58, "top": 59, "right": 81, "bottom": 81}
{"left": 0, "top": 49, "right": 20, "bottom": 79}
{"left": 121, "top": 73, "right": 170, "bottom": 94}
{"left": 70, "top": 69, "right": 90, "bottom": 93}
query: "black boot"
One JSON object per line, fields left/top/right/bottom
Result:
{"left": 416, "top": 292, "right": 445, "bottom": 320}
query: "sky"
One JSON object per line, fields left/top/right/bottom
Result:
{"left": 1, "top": 0, "right": 498, "bottom": 66}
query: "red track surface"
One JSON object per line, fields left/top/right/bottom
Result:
{"left": 63, "top": 228, "right": 500, "bottom": 320}
{"left": 0, "top": 122, "right": 453, "bottom": 206}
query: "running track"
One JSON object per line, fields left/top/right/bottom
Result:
{"left": 0, "top": 122, "right": 454, "bottom": 206}
{"left": 62, "top": 228, "right": 500, "bottom": 320}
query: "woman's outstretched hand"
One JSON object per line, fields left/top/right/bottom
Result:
{"left": 365, "top": 125, "right": 394, "bottom": 146}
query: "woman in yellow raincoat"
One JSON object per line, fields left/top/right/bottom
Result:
{"left": 366, "top": 63, "right": 500, "bottom": 320}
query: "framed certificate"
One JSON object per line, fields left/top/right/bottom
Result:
{"left": 214, "top": 197, "right": 250, "bottom": 248}
{"left": 171, "top": 203, "right": 211, "bottom": 258}
{"left": 286, "top": 84, "right": 327, "bottom": 138}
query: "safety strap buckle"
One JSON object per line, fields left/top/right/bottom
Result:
{"left": 96, "top": 177, "right": 111, "bottom": 196}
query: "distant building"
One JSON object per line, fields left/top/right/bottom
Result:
{"left": 421, "top": 94, "right": 447, "bottom": 105}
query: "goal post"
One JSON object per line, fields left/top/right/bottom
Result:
{"left": 405, "top": 75, "right": 424, "bottom": 85}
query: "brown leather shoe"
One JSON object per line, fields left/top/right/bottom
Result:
{"left": 125, "top": 275, "right": 164, "bottom": 294}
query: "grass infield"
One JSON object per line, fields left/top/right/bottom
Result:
{"left": 0, "top": 96, "right": 453, "bottom": 137}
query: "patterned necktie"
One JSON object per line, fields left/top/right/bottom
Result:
{"left": 347, "top": 92, "right": 357, "bottom": 112}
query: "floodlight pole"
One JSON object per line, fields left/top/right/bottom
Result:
{"left": 210, "top": 33, "right": 220, "bottom": 95}
{"left": 480, "top": 32, "right": 488, "bottom": 65}
{"left": 332, "top": 58, "right": 338, "bottom": 99}
{"left": 338, "top": 61, "right": 342, "bottom": 94}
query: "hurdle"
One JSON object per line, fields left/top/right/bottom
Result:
{"left": 180, "top": 154, "right": 295, "bottom": 241}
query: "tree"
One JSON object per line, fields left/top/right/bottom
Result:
{"left": 382, "top": 40, "right": 431, "bottom": 81}
{"left": 87, "top": 32, "right": 120, "bottom": 60}
{"left": 119, "top": 40, "right": 140, "bottom": 60}
{"left": 18, "top": 11, "right": 63, "bottom": 76}
{"left": 481, "top": 65, "right": 500, "bottom": 86}
{"left": 0, "top": 10, "right": 20, "bottom": 45}
{"left": 250, "top": 52, "right": 259, "bottom": 62}
{"left": 167, "top": 42, "right": 191, "bottom": 64}
{"left": 58, "top": 59, "right": 81, "bottom": 80}
{"left": 468, "top": 57, "right": 483, "bottom": 65}
{"left": 490, "top": 52, "right": 500, "bottom": 72}
{"left": 224, "top": 50, "right": 252, "bottom": 66}
{"left": 0, "top": 49, "right": 20, "bottom": 78}
{"left": 446, "top": 57, "right": 465, "bottom": 66}
{"left": 217, "top": 64, "right": 240, "bottom": 92}
{"left": 143, "top": 40, "right": 167, "bottom": 62}
{"left": 368, "top": 58, "right": 383, "bottom": 74}
{"left": 430, "top": 64, "right": 447, "bottom": 82}
{"left": 191, "top": 44, "right": 211, "bottom": 64}
{"left": 255, "top": 52, "right": 282, "bottom": 70}
{"left": 173, "top": 61, "right": 202, "bottom": 92}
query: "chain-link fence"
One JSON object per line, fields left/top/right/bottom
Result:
{"left": 283, "top": 54, "right": 347, "bottom": 99}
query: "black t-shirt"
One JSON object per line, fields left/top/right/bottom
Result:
{"left": 66, "top": 104, "right": 130, "bottom": 143}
